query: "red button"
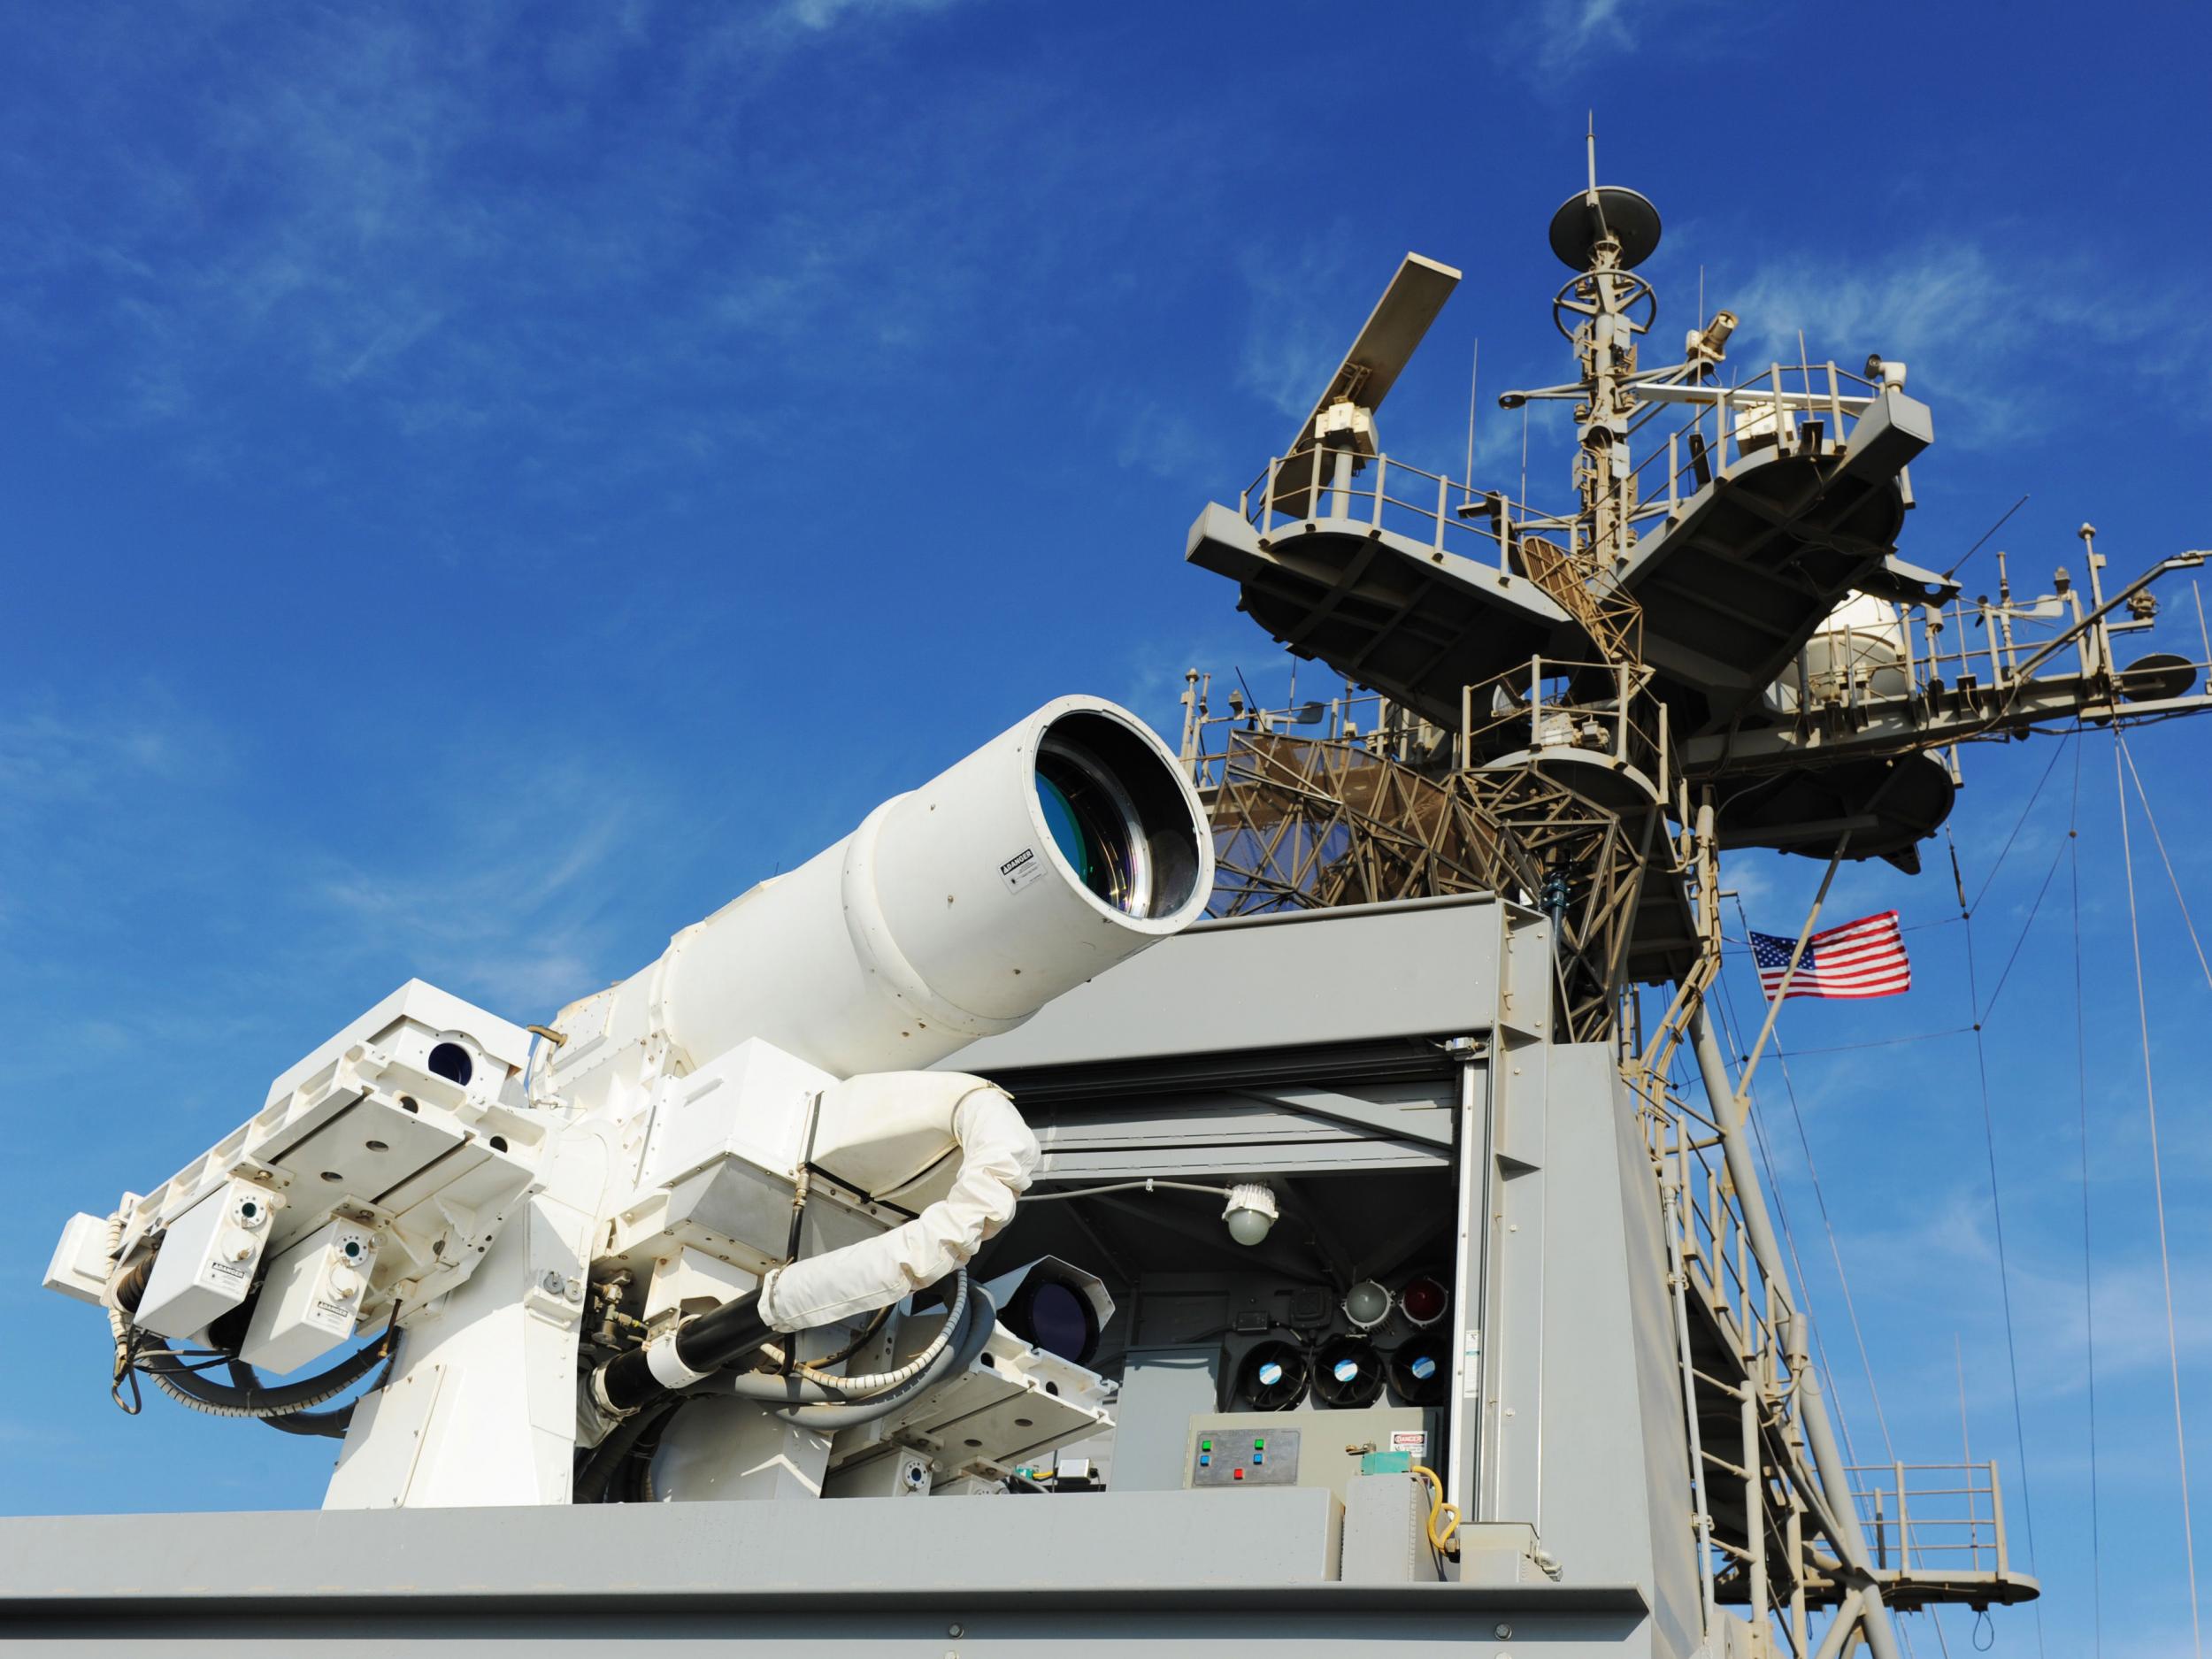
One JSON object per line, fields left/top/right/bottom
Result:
{"left": 1233, "top": 1468, "right": 1244, "bottom": 1480}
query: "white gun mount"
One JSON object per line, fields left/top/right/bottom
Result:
{"left": 46, "top": 694, "right": 1214, "bottom": 1509}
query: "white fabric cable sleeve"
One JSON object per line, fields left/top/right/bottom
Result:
{"left": 757, "top": 1081, "right": 1037, "bottom": 1333}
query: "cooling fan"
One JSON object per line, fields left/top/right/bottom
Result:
{"left": 1232, "top": 1340, "right": 1309, "bottom": 1411}
{"left": 1311, "top": 1333, "right": 1385, "bottom": 1408}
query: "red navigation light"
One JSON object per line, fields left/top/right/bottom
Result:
{"left": 1399, "top": 1274, "right": 1448, "bottom": 1327}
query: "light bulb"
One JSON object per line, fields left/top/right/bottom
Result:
{"left": 1343, "top": 1279, "right": 1391, "bottom": 1330}
{"left": 1222, "top": 1183, "right": 1279, "bottom": 1246}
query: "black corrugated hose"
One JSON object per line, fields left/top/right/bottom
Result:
{"left": 577, "top": 1283, "right": 995, "bottom": 1502}
{"left": 134, "top": 1316, "right": 399, "bottom": 1421}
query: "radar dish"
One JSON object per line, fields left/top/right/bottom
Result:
{"left": 1270, "top": 253, "right": 1460, "bottom": 518}
{"left": 2118, "top": 652, "right": 2198, "bottom": 703}
{"left": 1548, "top": 187, "right": 1663, "bottom": 271}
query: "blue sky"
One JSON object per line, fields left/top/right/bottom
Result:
{"left": 3, "top": 1, "right": 2208, "bottom": 1649}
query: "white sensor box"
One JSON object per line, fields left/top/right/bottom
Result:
{"left": 137, "top": 1179, "right": 280, "bottom": 1340}
{"left": 240, "top": 1217, "right": 380, "bottom": 1375}
{"left": 43, "top": 1212, "right": 113, "bottom": 1306}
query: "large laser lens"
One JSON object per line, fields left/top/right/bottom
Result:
{"left": 1025, "top": 710, "right": 1204, "bottom": 925}
{"left": 1036, "top": 775, "right": 1101, "bottom": 891}
{"left": 1000, "top": 1271, "right": 1102, "bottom": 1367}
{"left": 1035, "top": 736, "right": 1148, "bottom": 915}
{"left": 1024, "top": 1281, "right": 1094, "bottom": 1363}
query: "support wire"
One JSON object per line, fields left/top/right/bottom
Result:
{"left": 1946, "top": 826, "right": 2047, "bottom": 1659}
{"left": 2067, "top": 735, "right": 2104, "bottom": 1658}
{"left": 1726, "top": 897, "right": 1898, "bottom": 1463}
{"left": 2113, "top": 733, "right": 2203, "bottom": 1659}
{"left": 1706, "top": 958, "right": 1934, "bottom": 1659}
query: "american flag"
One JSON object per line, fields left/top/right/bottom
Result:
{"left": 1750, "top": 910, "right": 1911, "bottom": 1002}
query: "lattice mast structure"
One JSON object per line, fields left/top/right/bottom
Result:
{"left": 1179, "top": 149, "right": 2212, "bottom": 1655}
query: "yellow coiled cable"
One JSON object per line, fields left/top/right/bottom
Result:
{"left": 1409, "top": 1463, "right": 1461, "bottom": 1557}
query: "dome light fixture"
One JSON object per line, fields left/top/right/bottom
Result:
{"left": 1343, "top": 1279, "right": 1392, "bottom": 1331}
{"left": 1222, "top": 1183, "right": 1279, "bottom": 1246}
{"left": 1020, "top": 1177, "right": 1281, "bottom": 1247}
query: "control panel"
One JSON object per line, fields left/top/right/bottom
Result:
{"left": 1188, "top": 1425, "right": 1300, "bottom": 1487}
{"left": 1181, "top": 1407, "right": 1430, "bottom": 1503}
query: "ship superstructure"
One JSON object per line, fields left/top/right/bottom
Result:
{"left": 1168, "top": 151, "right": 2212, "bottom": 1655}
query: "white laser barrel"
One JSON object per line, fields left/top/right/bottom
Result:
{"left": 596, "top": 696, "right": 1212, "bottom": 1079}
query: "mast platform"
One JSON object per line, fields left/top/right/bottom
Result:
{"left": 1187, "top": 386, "right": 1955, "bottom": 749}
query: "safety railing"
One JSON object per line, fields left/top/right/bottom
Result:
{"left": 1458, "top": 656, "right": 1672, "bottom": 801}
{"left": 1177, "top": 676, "right": 1444, "bottom": 795}
{"left": 1773, "top": 576, "right": 2212, "bottom": 726}
{"left": 1236, "top": 365, "right": 1891, "bottom": 561}
{"left": 1632, "top": 1076, "right": 1786, "bottom": 1383}
{"left": 1847, "top": 1462, "right": 2012, "bottom": 1578}
{"left": 1237, "top": 449, "right": 1577, "bottom": 576}
{"left": 1624, "top": 358, "right": 1886, "bottom": 520}
{"left": 1227, "top": 425, "right": 2212, "bottom": 749}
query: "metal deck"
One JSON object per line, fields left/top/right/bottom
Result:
{"left": 1, "top": 1499, "right": 1650, "bottom": 1651}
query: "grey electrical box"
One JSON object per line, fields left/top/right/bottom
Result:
{"left": 1341, "top": 1472, "right": 1445, "bottom": 1584}
{"left": 1181, "top": 1407, "right": 1429, "bottom": 1504}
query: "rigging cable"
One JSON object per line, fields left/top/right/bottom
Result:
{"left": 1941, "top": 492, "right": 2032, "bottom": 581}
{"left": 1723, "top": 900, "right": 1897, "bottom": 1462}
{"left": 2068, "top": 733, "right": 2104, "bottom": 1657}
{"left": 1746, "top": 1027, "right": 1971, "bottom": 1058}
{"left": 1707, "top": 960, "right": 1940, "bottom": 1659}
{"left": 2113, "top": 733, "right": 2204, "bottom": 1658}
{"left": 1945, "top": 826, "right": 2047, "bottom": 1659}
{"left": 1719, "top": 941, "right": 1952, "bottom": 1659}
{"left": 1974, "top": 824, "right": 2071, "bottom": 1025}
{"left": 1970, "top": 731, "right": 2072, "bottom": 916}
{"left": 2120, "top": 731, "right": 2212, "bottom": 1015}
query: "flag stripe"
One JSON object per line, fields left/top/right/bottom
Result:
{"left": 1761, "top": 956, "right": 1909, "bottom": 979}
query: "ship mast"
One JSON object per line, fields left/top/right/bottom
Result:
{"left": 1179, "top": 148, "right": 2212, "bottom": 1657}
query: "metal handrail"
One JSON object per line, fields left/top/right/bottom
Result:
{"left": 1459, "top": 657, "right": 1673, "bottom": 802}
{"left": 1632, "top": 1080, "right": 1785, "bottom": 1365}
{"left": 1238, "top": 448, "right": 1575, "bottom": 572}
{"left": 1844, "top": 1460, "right": 2010, "bottom": 1576}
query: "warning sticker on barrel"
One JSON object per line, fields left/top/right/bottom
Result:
{"left": 999, "top": 847, "right": 1046, "bottom": 895}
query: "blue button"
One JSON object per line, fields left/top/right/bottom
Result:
{"left": 1198, "top": 1455, "right": 1210, "bottom": 1467}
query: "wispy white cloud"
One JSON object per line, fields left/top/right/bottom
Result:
{"left": 304, "top": 749, "right": 673, "bottom": 1017}
{"left": 1535, "top": 0, "right": 1635, "bottom": 65}
{"left": 0, "top": 681, "right": 687, "bottom": 1041}
{"left": 1516, "top": 0, "right": 1739, "bottom": 73}
{"left": 1236, "top": 239, "right": 1369, "bottom": 426}
{"left": 1806, "top": 1168, "right": 2212, "bottom": 1416}
{"left": 0, "top": 700, "right": 220, "bottom": 810}
{"left": 1722, "top": 239, "right": 2208, "bottom": 447}
{"left": 0, "top": 1, "right": 1014, "bottom": 499}
{"left": 768, "top": 0, "right": 971, "bottom": 35}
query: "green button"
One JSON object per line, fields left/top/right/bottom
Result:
{"left": 1200, "top": 1440, "right": 1211, "bottom": 1451}
{"left": 1254, "top": 1437, "right": 1264, "bottom": 1449}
